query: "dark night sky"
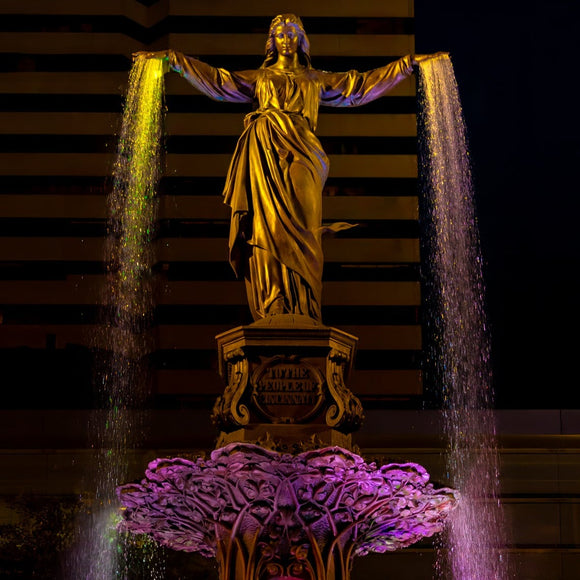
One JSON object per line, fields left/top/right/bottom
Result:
{"left": 415, "top": 0, "right": 580, "bottom": 408}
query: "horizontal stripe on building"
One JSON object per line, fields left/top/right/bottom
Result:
{"left": 0, "top": 94, "right": 416, "bottom": 114}
{"left": 0, "top": 280, "right": 421, "bottom": 306}
{"left": 2, "top": 32, "right": 414, "bottom": 57}
{"left": 0, "top": 261, "right": 420, "bottom": 283}
{"left": 0, "top": 154, "right": 419, "bottom": 178}
{"left": 0, "top": 1, "right": 414, "bottom": 19}
{"left": 0, "top": 218, "right": 420, "bottom": 239}
{"left": 0, "top": 195, "right": 419, "bottom": 220}
{"left": 0, "top": 112, "right": 418, "bottom": 137}
{"left": 0, "top": 304, "right": 420, "bottom": 326}
{"left": 0, "top": 176, "right": 419, "bottom": 197}
{"left": 3, "top": 134, "right": 418, "bottom": 155}
{"left": 0, "top": 323, "right": 421, "bottom": 351}
{"left": 0, "top": 72, "right": 415, "bottom": 97}
{"left": 0, "top": 365, "right": 422, "bottom": 410}
{"left": 0, "top": 237, "right": 420, "bottom": 262}
{"left": 1, "top": 54, "right": 416, "bottom": 73}
{"left": 0, "top": 16, "right": 414, "bottom": 37}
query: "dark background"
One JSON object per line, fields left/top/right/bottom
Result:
{"left": 415, "top": 0, "right": 580, "bottom": 408}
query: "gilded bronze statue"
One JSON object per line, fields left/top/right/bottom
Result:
{"left": 137, "top": 14, "right": 442, "bottom": 322}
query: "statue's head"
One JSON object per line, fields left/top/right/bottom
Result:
{"left": 263, "top": 14, "right": 311, "bottom": 68}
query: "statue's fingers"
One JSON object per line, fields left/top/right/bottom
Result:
{"left": 132, "top": 51, "right": 153, "bottom": 60}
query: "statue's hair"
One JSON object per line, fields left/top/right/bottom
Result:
{"left": 262, "top": 14, "right": 311, "bottom": 68}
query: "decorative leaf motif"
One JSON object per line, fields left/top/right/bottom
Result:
{"left": 117, "top": 443, "right": 459, "bottom": 574}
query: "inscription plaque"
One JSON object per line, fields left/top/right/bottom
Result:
{"left": 252, "top": 357, "right": 324, "bottom": 423}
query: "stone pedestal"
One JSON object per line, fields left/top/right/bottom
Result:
{"left": 211, "top": 315, "right": 363, "bottom": 452}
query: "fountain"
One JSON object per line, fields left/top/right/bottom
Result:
{"left": 112, "top": 23, "right": 461, "bottom": 579}
{"left": 75, "top": 23, "right": 510, "bottom": 578}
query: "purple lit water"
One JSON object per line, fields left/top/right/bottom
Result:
{"left": 418, "top": 56, "right": 510, "bottom": 579}
{"left": 68, "top": 57, "right": 165, "bottom": 579}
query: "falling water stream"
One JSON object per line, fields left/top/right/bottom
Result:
{"left": 418, "top": 56, "right": 510, "bottom": 579}
{"left": 68, "top": 56, "right": 166, "bottom": 579}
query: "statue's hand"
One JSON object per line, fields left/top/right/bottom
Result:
{"left": 413, "top": 52, "right": 449, "bottom": 65}
{"left": 132, "top": 50, "right": 170, "bottom": 73}
{"left": 132, "top": 50, "right": 167, "bottom": 60}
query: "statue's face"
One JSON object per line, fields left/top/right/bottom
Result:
{"left": 273, "top": 23, "right": 299, "bottom": 57}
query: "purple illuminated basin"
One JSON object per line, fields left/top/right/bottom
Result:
{"left": 118, "top": 442, "right": 457, "bottom": 579}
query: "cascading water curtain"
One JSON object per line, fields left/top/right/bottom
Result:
{"left": 418, "top": 56, "right": 511, "bottom": 579}
{"left": 68, "top": 56, "right": 166, "bottom": 579}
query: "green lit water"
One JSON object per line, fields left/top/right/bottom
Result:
{"left": 69, "top": 56, "right": 165, "bottom": 579}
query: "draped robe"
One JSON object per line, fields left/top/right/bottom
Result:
{"left": 168, "top": 51, "right": 414, "bottom": 321}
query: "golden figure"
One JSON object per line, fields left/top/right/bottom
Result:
{"left": 137, "top": 14, "right": 443, "bottom": 322}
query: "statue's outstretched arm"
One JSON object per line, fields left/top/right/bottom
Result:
{"left": 319, "top": 53, "right": 448, "bottom": 108}
{"left": 318, "top": 55, "right": 414, "bottom": 107}
{"left": 133, "top": 50, "right": 256, "bottom": 104}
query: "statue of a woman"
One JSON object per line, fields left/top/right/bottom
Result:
{"left": 139, "top": 14, "right": 442, "bottom": 322}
